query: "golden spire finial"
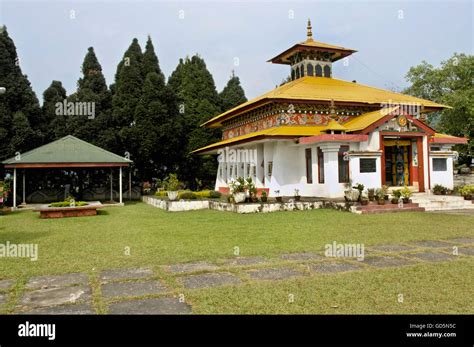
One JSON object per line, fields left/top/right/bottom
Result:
{"left": 307, "top": 19, "right": 313, "bottom": 41}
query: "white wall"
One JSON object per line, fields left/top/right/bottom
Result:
{"left": 430, "top": 155, "right": 454, "bottom": 189}
{"left": 350, "top": 156, "right": 382, "bottom": 190}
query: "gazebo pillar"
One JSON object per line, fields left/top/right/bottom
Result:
{"left": 110, "top": 168, "right": 113, "bottom": 202}
{"left": 119, "top": 166, "right": 123, "bottom": 204}
{"left": 13, "top": 168, "right": 17, "bottom": 209}
{"left": 22, "top": 170, "right": 26, "bottom": 205}
{"left": 128, "top": 169, "right": 132, "bottom": 201}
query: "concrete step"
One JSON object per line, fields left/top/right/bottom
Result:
{"left": 410, "top": 194, "right": 474, "bottom": 211}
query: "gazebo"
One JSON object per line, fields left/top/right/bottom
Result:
{"left": 2, "top": 135, "right": 132, "bottom": 209}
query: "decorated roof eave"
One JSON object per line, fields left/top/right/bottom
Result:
{"left": 193, "top": 135, "right": 298, "bottom": 155}
{"left": 267, "top": 43, "right": 357, "bottom": 64}
{"left": 202, "top": 97, "right": 448, "bottom": 129}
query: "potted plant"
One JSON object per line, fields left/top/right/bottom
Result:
{"left": 375, "top": 188, "right": 386, "bottom": 205}
{"left": 353, "top": 183, "right": 365, "bottom": 202}
{"left": 260, "top": 190, "right": 268, "bottom": 203}
{"left": 391, "top": 189, "right": 401, "bottom": 204}
{"left": 367, "top": 188, "right": 375, "bottom": 202}
{"left": 400, "top": 186, "right": 412, "bottom": 203}
{"left": 274, "top": 190, "right": 283, "bottom": 203}
{"left": 382, "top": 185, "right": 390, "bottom": 200}
{"left": 344, "top": 180, "right": 360, "bottom": 202}
{"left": 246, "top": 177, "right": 258, "bottom": 202}
{"left": 459, "top": 185, "right": 474, "bottom": 200}
{"left": 293, "top": 189, "right": 301, "bottom": 201}
{"left": 229, "top": 177, "right": 246, "bottom": 203}
{"left": 432, "top": 184, "right": 447, "bottom": 195}
{"left": 164, "top": 173, "right": 180, "bottom": 201}
{"left": 360, "top": 193, "right": 369, "bottom": 206}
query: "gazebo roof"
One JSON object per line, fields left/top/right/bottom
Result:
{"left": 2, "top": 135, "right": 132, "bottom": 168}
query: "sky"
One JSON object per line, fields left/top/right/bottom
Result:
{"left": 1, "top": 0, "right": 472, "bottom": 102}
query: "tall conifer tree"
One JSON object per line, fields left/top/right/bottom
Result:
{"left": 219, "top": 71, "right": 247, "bottom": 111}
{"left": 0, "top": 26, "right": 43, "bottom": 159}
{"left": 168, "top": 55, "right": 221, "bottom": 189}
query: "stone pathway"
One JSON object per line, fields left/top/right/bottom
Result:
{"left": 101, "top": 280, "right": 168, "bottom": 298}
{"left": 108, "top": 297, "right": 191, "bottom": 315}
{"left": 247, "top": 267, "right": 305, "bottom": 280}
{"left": 2, "top": 236, "right": 472, "bottom": 314}
{"left": 181, "top": 272, "right": 241, "bottom": 289}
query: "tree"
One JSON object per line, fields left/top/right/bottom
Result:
{"left": 67, "top": 47, "right": 112, "bottom": 145}
{"left": 9, "top": 111, "right": 35, "bottom": 156}
{"left": 0, "top": 26, "right": 43, "bottom": 159}
{"left": 111, "top": 38, "right": 144, "bottom": 155}
{"left": 168, "top": 55, "right": 221, "bottom": 189}
{"left": 404, "top": 53, "right": 473, "bottom": 164}
{"left": 219, "top": 71, "right": 247, "bottom": 111}
{"left": 42, "top": 80, "right": 67, "bottom": 141}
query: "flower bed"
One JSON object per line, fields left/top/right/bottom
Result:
{"left": 35, "top": 201, "right": 103, "bottom": 218}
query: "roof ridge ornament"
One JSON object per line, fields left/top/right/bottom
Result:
{"left": 307, "top": 19, "right": 313, "bottom": 42}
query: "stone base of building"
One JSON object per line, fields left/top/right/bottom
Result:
{"left": 142, "top": 195, "right": 355, "bottom": 214}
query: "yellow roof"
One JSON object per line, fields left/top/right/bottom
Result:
{"left": 433, "top": 133, "right": 459, "bottom": 139}
{"left": 343, "top": 107, "right": 399, "bottom": 132}
{"left": 326, "top": 119, "right": 346, "bottom": 131}
{"left": 193, "top": 126, "right": 327, "bottom": 154}
{"left": 203, "top": 77, "right": 449, "bottom": 128}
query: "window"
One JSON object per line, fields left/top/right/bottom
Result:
{"left": 307, "top": 64, "right": 314, "bottom": 76}
{"left": 300, "top": 65, "right": 304, "bottom": 77}
{"left": 338, "top": 145, "right": 350, "bottom": 183}
{"left": 296, "top": 68, "right": 300, "bottom": 79}
{"left": 268, "top": 161, "right": 273, "bottom": 176}
{"left": 317, "top": 147, "right": 324, "bottom": 183}
{"left": 433, "top": 158, "right": 447, "bottom": 172}
{"left": 315, "top": 64, "right": 322, "bottom": 77}
{"left": 359, "top": 158, "right": 377, "bottom": 173}
{"left": 324, "top": 65, "right": 331, "bottom": 77}
{"left": 305, "top": 148, "right": 313, "bottom": 184}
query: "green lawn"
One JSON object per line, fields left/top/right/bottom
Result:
{"left": 0, "top": 202, "right": 473, "bottom": 313}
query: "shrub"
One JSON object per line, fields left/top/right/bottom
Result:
{"left": 401, "top": 186, "right": 413, "bottom": 198}
{"left": 392, "top": 189, "right": 402, "bottom": 199}
{"left": 209, "top": 190, "right": 222, "bottom": 199}
{"left": 178, "top": 191, "right": 197, "bottom": 200}
{"left": 459, "top": 185, "right": 474, "bottom": 197}
{"left": 50, "top": 201, "right": 88, "bottom": 207}
{"left": 432, "top": 184, "right": 447, "bottom": 195}
{"left": 163, "top": 173, "right": 180, "bottom": 191}
{"left": 155, "top": 190, "right": 168, "bottom": 197}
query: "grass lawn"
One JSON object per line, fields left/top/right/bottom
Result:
{"left": 0, "top": 202, "right": 473, "bottom": 314}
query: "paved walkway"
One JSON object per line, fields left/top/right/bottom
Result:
{"left": 1, "top": 237, "right": 473, "bottom": 314}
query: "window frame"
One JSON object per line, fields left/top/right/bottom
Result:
{"left": 317, "top": 147, "right": 325, "bottom": 184}
{"left": 305, "top": 148, "right": 313, "bottom": 184}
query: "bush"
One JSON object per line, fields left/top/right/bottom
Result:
{"left": 178, "top": 191, "right": 197, "bottom": 200}
{"left": 432, "top": 184, "right": 447, "bottom": 195}
{"left": 50, "top": 201, "right": 88, "bottom": 207}
{"left": 459, "top": 185, "right": 474, "bottom": 197}
{"left": 163, "top": 173, "right": 181, "bottom": 191}
{"left": 209, "top": 190, "right": 222, "bottom": 199}
{"left": 155, "top": 190, "right": 168, "bottom": 197}
{"left": 392, "top": 189, "right": 402, "bottom": 198}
